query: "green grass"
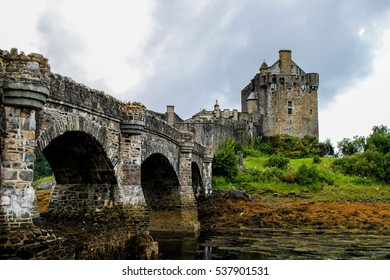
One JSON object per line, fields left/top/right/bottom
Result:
{"left": 213, "top": 155, "right": 390, "bottom": 202}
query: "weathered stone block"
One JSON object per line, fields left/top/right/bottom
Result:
{"left": 1, "top": 169, "right": 17, "bottom": 180}
{"left": 32, "top": 217, "right": 42, "bottom": 226}
{"left": 19, "top": 170, "right": 33, "bottom": 181}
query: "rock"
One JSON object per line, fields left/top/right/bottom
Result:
{"left": 19, "top": 170, "right": 34, "bottom": 181}
{"left": 287, "top": 192, "right": 297, "bottom": 197}
{"left": 36, "top": 181, "right": 55, "bottom": 190}
{"left": 126, "top": 233, "right": 158, "bottom": 260}
{"left": 226, "top": 190, "right": 247, "bottom": 200}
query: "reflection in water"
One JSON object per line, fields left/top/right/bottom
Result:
{"left": 153, "top": 229, "right": 390, "bottom": 260}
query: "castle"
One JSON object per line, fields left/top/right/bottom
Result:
{"left": 0, "top": 48, "right": 318, "bottom": 259}
{"left": 163, "top": 50, "right": 319, "bottom": 147}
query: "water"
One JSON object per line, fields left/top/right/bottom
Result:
{"left": 152, "top": 229, "right": 390, "bottom": 260}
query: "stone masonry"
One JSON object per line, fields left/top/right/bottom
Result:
{"left": 0, "top": 48, "right": 211, "bottom": 259}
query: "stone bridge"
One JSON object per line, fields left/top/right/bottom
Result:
{"left": 0, "top": 49, "right": 213, "bottom": 259}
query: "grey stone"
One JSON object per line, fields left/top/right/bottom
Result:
{"left": 36, "top": 181, "right": 54, "bottom": 190}
{"left": 27, "top": 61, "right": 39, "bottom": 70}
{"left": 1, "top": 169, "right": 17, "bottom": 180}
{"left": 22, "top": 153, "right": 35, "bottom": 163}
{"left": 19, "top": 170, "right": 33, "bottom": 181}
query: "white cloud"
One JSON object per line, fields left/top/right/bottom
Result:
{"left": 0, "top": 0, "right": 47, "bottom": 52}
{"left": 319, "top": 26, "right": 390, "bottom": 144}
{"left": 38, "top": 0, "right": 155, "bottom": 98}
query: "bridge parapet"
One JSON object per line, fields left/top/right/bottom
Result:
{"left": 0, "top": 48, "right": 50, "bottom": 110}
{"left": 48, "top": 73, "right": 123, "bottom": 117}
{"left": 144, "top": 114, "right": 181, "bottom": 142}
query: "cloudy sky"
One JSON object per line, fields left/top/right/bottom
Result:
{"left": 1, "top": 0, "right": 390, "bottom": 145}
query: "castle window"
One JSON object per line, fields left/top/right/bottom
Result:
{"left": 310, "top": 109, "right": 313, "bottom": 115}
{"left": 288, "top": 101, "right": 292, "bottom": 115}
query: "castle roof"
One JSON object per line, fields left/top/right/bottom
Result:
{"left": 260, "top": 60, "right": 268, "bottom": 70}
{"left": 247, "top": 91, "right": 257, "bottom": 100}
{"left": 267, "top": 59, "right": 306, "bottom": 76}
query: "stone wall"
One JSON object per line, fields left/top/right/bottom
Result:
{"left": 48, "top": 73, "right": 123, "bottom": 118}
{"left": 176, "top": 118, "right": 255, "bottom": 150}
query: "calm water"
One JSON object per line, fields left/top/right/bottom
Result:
{"left": 152, "top": 229, "right": 390, "bottom": 260}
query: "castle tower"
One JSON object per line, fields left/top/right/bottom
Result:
{"left": 241, "top": 50, "right": 319, "bottom": 139}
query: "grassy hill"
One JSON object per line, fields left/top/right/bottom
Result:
{"left": 212, "top": 154, "right": 390, "bottom": 202}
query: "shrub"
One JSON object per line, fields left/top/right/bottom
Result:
{"left": 212, "top": 138, "right": 240, "bottom": 179}
{"left": 236, "top": 168, "right": 265, "bottom": 183}
{"left": 263, "top": 167, "right": 284, "bottom": 182}
{"left": 332, "top": 149, "right": 389, "bottom": 183}
{"left": 313, "top": 155, "right": 322, "bottom": 164}
{"left": 296, "top": 164, "right": 319, "bottom": 185}
{"left": 264, "top": 154, "right": 289, "bottom": 170}
{"left": 317, "top": 169, "right": 335, "bottom": 185}
{"left": 281, "top": 171, "right": 297, "bottom": 183}
{"left": 253, "top": 138, "right": 273, "bottom": 155}
{"left": 243, "top": 148, "right": 263, "bottom": 158}
{"left": 212, "top": 176, "right": 229, "bottom": 189}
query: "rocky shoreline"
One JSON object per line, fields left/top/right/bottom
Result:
{"left": 37, "top": 190, "right": 390, "bottom": 232}
{"left": 197, "top": 190, "right": 390, "bottom": 231}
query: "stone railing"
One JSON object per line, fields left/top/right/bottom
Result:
{"left": 48, "top": 73, "right": 123, "bottom": 118}
{"left": 1, "top": 48, "right": 126, "bottom": 119}
{"left": 193, "top": 142, "right": 206, "bottom": 157}
{"left": 144, "top": 114, "right": 181, "bottom": 143}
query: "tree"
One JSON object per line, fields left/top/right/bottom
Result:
{"left": 34, "top": 153, "right": 53, "bottom": 180}
{"left": 366, "top": 125, "right": 390, "bottom": 154}
{"left": 319, "top": 138, "right": 334, "bottom": 156}
{"left": 337, "top": 136, "right": 366, "bottom": 156}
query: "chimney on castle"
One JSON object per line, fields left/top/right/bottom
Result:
{"left": 279, "top": 50, "right": 292, "bottom": 75}
{"left": 166, "top": 105, "right": 175, "bottom": 126}
{"left": 214, "top": 100, "right": 220, "bottom": 118}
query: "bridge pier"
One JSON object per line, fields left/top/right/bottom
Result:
{"left": 178, "top": 132, "right": 200, "bottom": 232}
{"left": 119, "top": 104, "right": 149, "bottom": 233}
{"left": 0, "top": 51, "right": 61, "bottom": 259}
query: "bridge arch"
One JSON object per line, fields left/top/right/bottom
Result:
{"left": 191, "top": 162, "right": 204, "bottom": 197}
{"left": 40, "top": 131, "right": 119, "bottom": 210}
{"left": 141, "top": 153, "right": 180, "bottom": 211}
{"left": 36, "top": 108, "right": 119, "bottom": 173}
